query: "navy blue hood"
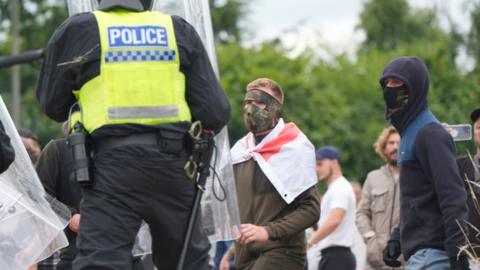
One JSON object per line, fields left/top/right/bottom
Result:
{"left": 379, "top": 56, "right": 430, "bottom": 134}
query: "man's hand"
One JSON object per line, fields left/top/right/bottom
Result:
{"left": 383, "top": 240, "right": 402, "bottom": 267}
{"left": 68, "top": 213, "right": 81, "bottom": 233}
{"left": 237, "top": 224, "right": 269, "bottom": 244}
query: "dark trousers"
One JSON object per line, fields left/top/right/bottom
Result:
{"left": 318, "top": 246, "right": 356, "bottom": 270}
{"left": 238, "top": 247, "right": 305, "bottom": 270}
{"left": 56, "top": 259, "right": 73, "bottom": 270}
{"left": 73, "top": 145, "right": 211, "bottom": 270}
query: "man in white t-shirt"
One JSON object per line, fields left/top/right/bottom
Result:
{"left": 307, "top": 146, "right": 357, "bottom": 270}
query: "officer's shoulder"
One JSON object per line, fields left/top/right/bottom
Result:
{"left": 170, "top": 15, "right": 195, "bottom": 31}
{"left": 57, "top": 12, "right": 96, "bottom": 32}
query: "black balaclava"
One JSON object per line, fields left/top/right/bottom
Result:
{"left": 379, "top": 56, "right": 430, "bottom": 134}
{"left": 243, "top": 90, "right": 282, "bottom": 135}
{"left": 383, "top": 84, "right": 409, "bottom": 115}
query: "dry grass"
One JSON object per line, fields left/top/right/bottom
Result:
{"left": 458, "top": 151, "right": 480, "bottom": 264}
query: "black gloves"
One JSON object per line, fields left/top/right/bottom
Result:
{"left": 383, "top": 240, "right": 402, "bottom": 267}
{"left": 449, "top": 255, "right": 470, "bottom": 270}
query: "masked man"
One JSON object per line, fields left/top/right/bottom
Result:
{"left": 36, "top": 0, "right": 230, "bottom": 269}
{"left": 220, "top": 78, "right": 320, "bottom": 270}
{"left": 379, "top": 57, "right": 469, "bottom": 270}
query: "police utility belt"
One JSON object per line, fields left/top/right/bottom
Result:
{"left": 94, "top": 130, "right": 187, "bottom": 154}
{"left": 68, "top": 127, "right": 189, "bottom": 188}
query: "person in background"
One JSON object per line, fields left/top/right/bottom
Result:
{"left": 35, "top": 122, "right": 80, "bottom": 270}
{"left": 456, "top": 108, "right": 480, "bottom": 270}
{"left": 18, "top": 128, "right": 41, "bottom": 164}
{"left": 356, "top": 126, "right": 402, "bottom": 269}
{"left": 307, "top": 146, "right": 357, "bottom": 270}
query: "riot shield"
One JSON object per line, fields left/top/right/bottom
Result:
{"left": 151, "top": 0, "right": 240, "bottom": 242}
{"left": 0, "top": 96, "right": 70, "bottom": 270}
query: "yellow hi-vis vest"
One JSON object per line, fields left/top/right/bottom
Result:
{"left": 74, "top": 10, "right": 191, "bottom": 133}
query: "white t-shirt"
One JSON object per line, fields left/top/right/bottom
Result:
{"left": 317, "top": 176, "right": 356, "bottom": 250}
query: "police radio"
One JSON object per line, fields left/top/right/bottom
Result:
{"left": 67, "top": 121, "right": 93, "bottom": 187}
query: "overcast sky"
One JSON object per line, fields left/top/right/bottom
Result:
{"left": 244, "top": 0, "right": 472, "bottom": 56}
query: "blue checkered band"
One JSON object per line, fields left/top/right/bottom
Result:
{"left": 105, "top": 50, "right": 176, "bottom": 63}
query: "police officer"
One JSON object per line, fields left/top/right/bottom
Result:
{"left": 36, "top": 0, "right": 230, "bottom": 269}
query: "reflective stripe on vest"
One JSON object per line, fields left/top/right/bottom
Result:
{"left": 74, "top": 10, "right": 191, "bottom": 133}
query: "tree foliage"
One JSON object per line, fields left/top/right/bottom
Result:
{"left": 0, "top": 0, "right": 67, "bottom": 145}
{"left": 358, "top": 0, "right": 446, "bottom": 52}
{"left": 0, "top": 0, "right": 478, "bottom": 182}
{"left": 209, "top": 0, "right": 247, "bottom": 43}
{"left": 467, "top": 2, "right": 480, "bottom": 71}
{"left": 216, "top": 0, "right": 480, "bottom": 180}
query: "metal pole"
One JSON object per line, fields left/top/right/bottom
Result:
{"left": 177, "top": 128, "right": 214, "bottom": 270}
{"left": 11, "top": 0, "right": 21, "bottom": 126}
{"left": 0, "top": 49, "right": 45, "bottom": 69}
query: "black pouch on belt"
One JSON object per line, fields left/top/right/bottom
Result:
{"left": 67, "top": 124, "right": 93, "bottom": 187}
{"left": 158, "top": 130, "right": 187, "bottom": 154}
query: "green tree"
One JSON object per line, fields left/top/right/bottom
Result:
{"left": 216, "top": 28, "right": 479, "bottom": 182}
{"left": 467, "top": 2, "right": 480, "bottom": 72}
{"left": 0, "top": 0, "right": 68, "bottom": 145}
{"left": 358, "top": 0, "right": 446, "bottom": 52}
{"left": 209, "top": 0, "right": 248, "bottom": 42}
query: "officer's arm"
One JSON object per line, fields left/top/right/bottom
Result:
{"left": 172, "top": 16, "right": 231, "bottom": 133}
{"left": 36, "top": 13, "right": 100, "bottom": 122}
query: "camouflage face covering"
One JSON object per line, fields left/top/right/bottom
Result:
{"left": 243, "top": 90, "right": 282, "bottom": 133}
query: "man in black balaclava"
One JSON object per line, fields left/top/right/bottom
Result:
{"left": 379, "top": 56, "right": 470, "bottom": 270}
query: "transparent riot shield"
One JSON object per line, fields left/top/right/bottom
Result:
{"left": 152, "top": 0, "right": 240, "bottom": 242}
{"left": 0, "top": 96, "right": 70, "bottom": 270}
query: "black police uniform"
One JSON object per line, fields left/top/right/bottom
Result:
{"left": 36, "top": 2, "right": 230, "bottom": 270}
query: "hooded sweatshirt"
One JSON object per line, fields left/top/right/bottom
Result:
{"left": 379, "top": 56, "right": 468, "bottom": 260}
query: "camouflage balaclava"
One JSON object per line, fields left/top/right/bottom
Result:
{"left": 243, "top": 89, "right": 282, "bottom": 133}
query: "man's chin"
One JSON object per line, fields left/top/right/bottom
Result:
{"left": 387, "top": 159, "right": 398, "bottom": 166}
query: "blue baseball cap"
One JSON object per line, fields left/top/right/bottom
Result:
{"left": 315, "top": 146, "right": 341, "bottom": 162}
